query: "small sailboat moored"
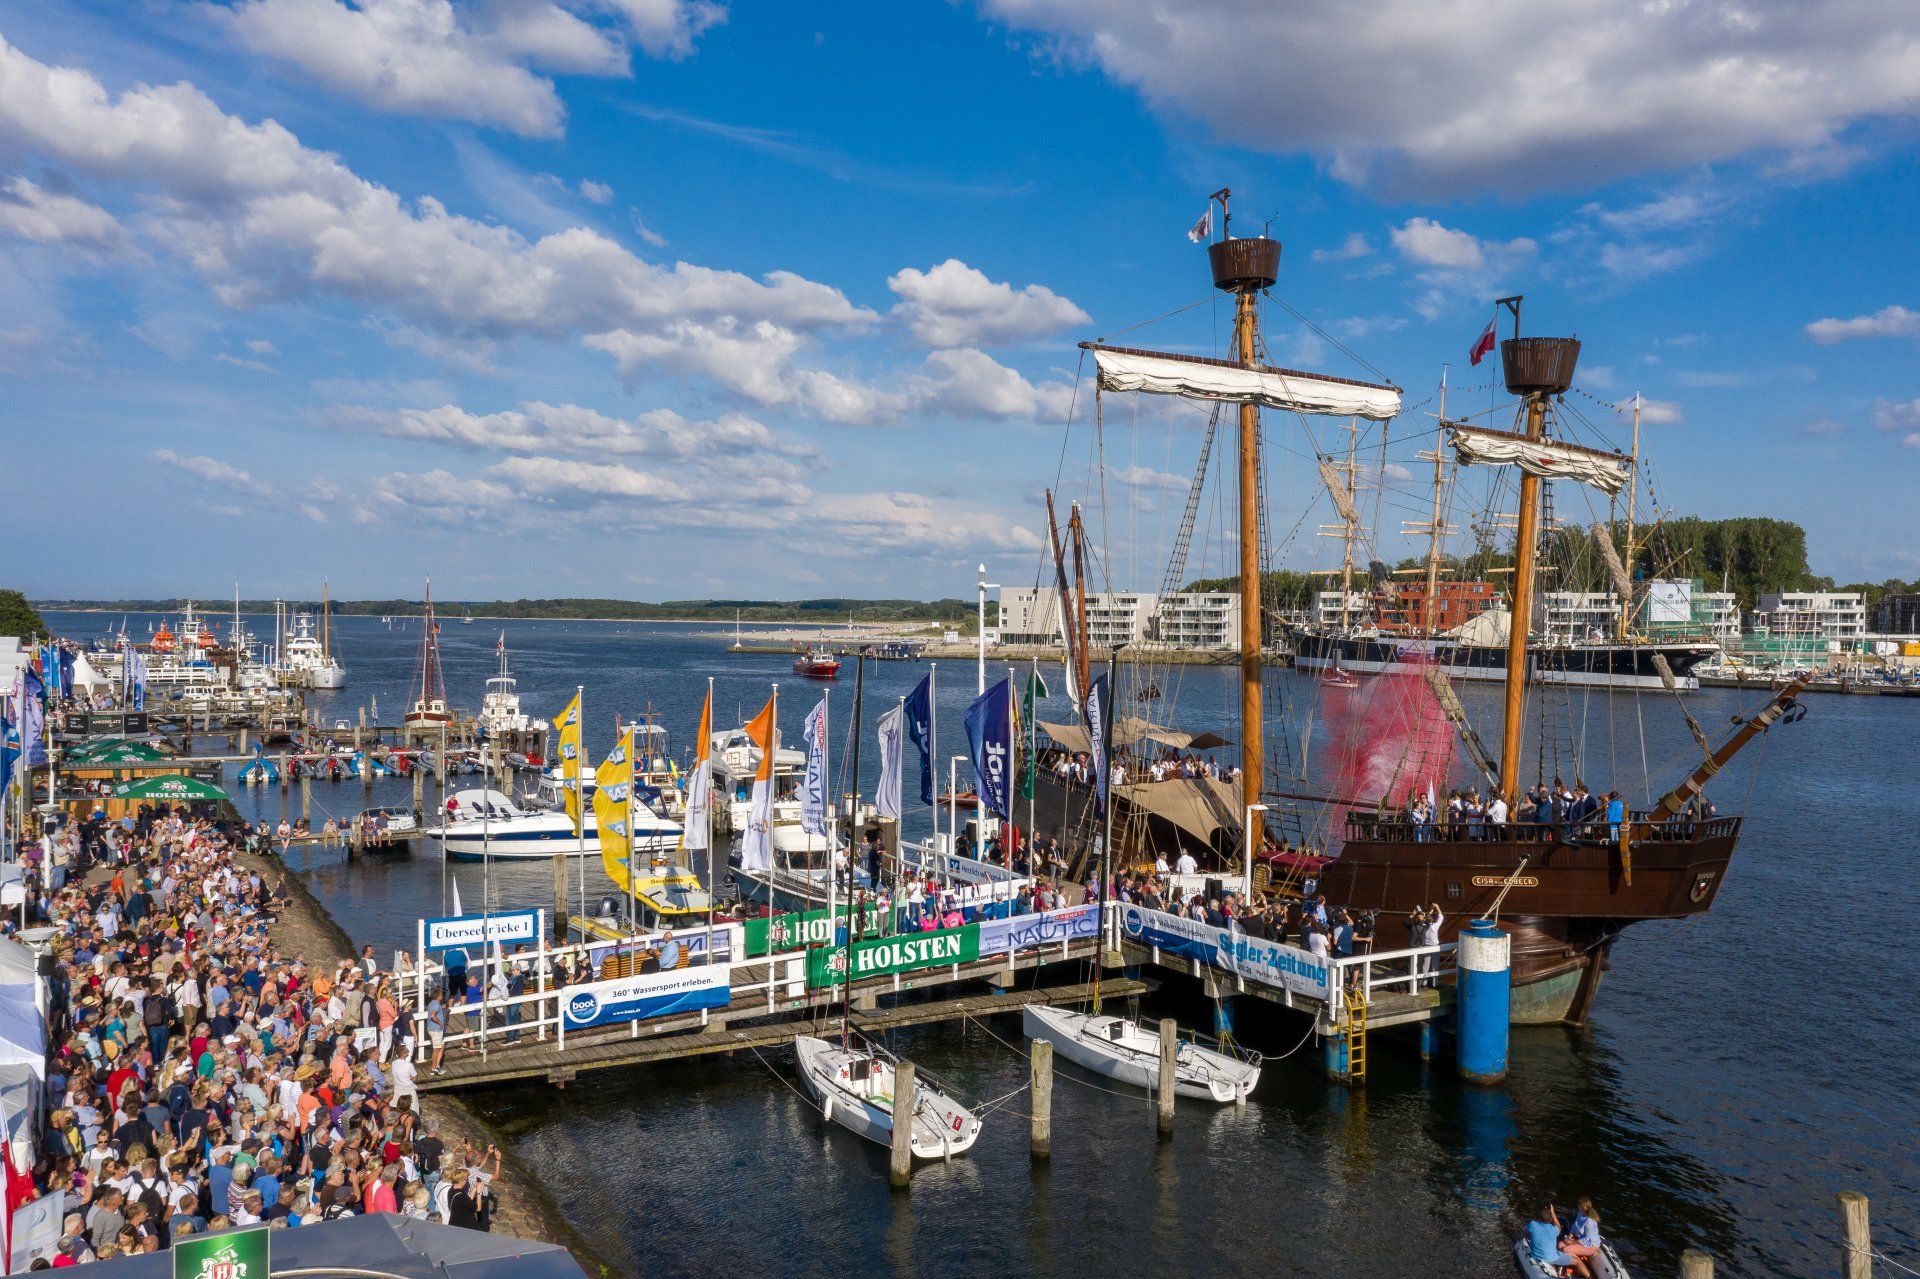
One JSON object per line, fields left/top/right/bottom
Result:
{"left": 794, "top": 1035, "right": 981, "bottom": 1160}
{"left": 1022, "top": 1005, "right": 1261, "bottom": 1103}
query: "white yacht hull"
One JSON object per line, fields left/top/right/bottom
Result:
{"left": 793, "top": 1036, "right": 981, "bottom": 1161}
{"left": 434, "top": 811, "right": 682, "bottom": 861}
{"left": 1021, "top": 1005, "right": 1260, "bottom": 1103}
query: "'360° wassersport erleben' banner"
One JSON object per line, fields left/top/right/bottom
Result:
{"left": 562, "top": 964, "right": 730, "bottom": 1031}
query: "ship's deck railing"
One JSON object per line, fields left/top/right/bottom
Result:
{"left": 1342, "top": 811, "right": 1741, "bottom": 844}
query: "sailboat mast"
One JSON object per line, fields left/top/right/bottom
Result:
{"left": 1619, "top": 393, "right": 1642, "bottom": 640}
{"left": 1068, "top": 505, "right": 1092, "bottom": 705}
{"left": 1424, "top": 372, "right": 1449, "bottom": 636}
{"left": 1491, "top": 301, "right": 1582, "bottom": 801}
{"left": 1203, "top": 189, "right": 1278, "bottom": 854}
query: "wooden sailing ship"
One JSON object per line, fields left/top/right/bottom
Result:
{"left": 1028, "top": 192, "right": 1807, "bottom": 1025}
{"left": 403, "top": 578, "right": 453, "bottom": 728}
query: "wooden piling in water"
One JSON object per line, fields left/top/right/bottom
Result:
{"left": 1839, "top": 1191, "right": 1870, "bottom": 1279}
{"left": 277, "top": 752, "right": 289, "bottom": 793}
{"left": 412, "top": 765, "right": 425, "bottom": 822}
{"left": 1680, "top": 1247, "right": 1713, "bottom": 1279}
{"left": 890, "top": 1060, "right": 915, "bottom": 1187}
{"left": 1156, "top": 1018, "right": 1176, "bottom": 1136}
{"left": 300, "top": 773, "right": 310, "bottom": 826}
{"left": 1030, "top": 1039, "right": 1052, "bottom": 1161}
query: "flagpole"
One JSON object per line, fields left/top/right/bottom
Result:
{"left": 927, "top": 662, "right": 938, "bottom": 856}
{"left": 704, "top": 676, "right": 715, "bottom": 956}
{"left": 625, "top": 726, "right": 637, "bottom": 938}
{"left": 1027, "top": 658, "right": 1038, "bottom": 885}
{"left": 573, "top": 684, "right": 585, "bottom": 933}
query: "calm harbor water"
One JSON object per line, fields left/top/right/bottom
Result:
{"left": 50, "top": 612, "right": 1919, "bottom": 1277}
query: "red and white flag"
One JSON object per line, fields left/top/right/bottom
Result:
{"left": 1187, "top": 207, "right": 1212, "bottom": 244}
{"left": 1469, "top": 318, "right": 1498, "bottom": 366}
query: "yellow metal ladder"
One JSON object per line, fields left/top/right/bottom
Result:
{"left": 1343, "top": 987, "right": 1370, "bottom": 1082}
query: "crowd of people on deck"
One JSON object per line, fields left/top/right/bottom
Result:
{"left": 1048, "top": 749, "right": 1242, "bottom": 789}
{"left": 9, "top": 802, "right": 515, "bottom": 1266}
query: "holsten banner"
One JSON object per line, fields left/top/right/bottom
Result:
{"left": 1119, "top": 904, "right": 1331, "bottom": 1000}
{"left": 562, "top": 964, "right": 730, "bottom": 1032}
{"left": 978, "top": 903, "right": 1099, "bottom": 956}
{"left": 423, "top": 910, "right": 540, "bottom": 952}
{"left": 806, "top": 923, "right": 979, "bottom": 987}
{"left": 744, "top": 901, "right": 894, "bottom": 955}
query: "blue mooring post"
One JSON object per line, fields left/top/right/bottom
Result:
{"left": 1456, "top": 918, "right": 1510, "bottom": 1084}
{"left": 1323, "top": 1029, "right": 1351, "bottom": 1083}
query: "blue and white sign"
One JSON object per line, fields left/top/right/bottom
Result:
{"left": 424, "top": 910, "right": 540, "bottom": 952}
{"left": 562, "top": 964, "right": 730, "bottom": 1031}
{"left": 1120, "top": 905, "right": 1331, "bottom": 1000}
{"left": 979, "top": 903, "right": 1099, "bottom": 956}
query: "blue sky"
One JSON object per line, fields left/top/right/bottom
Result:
{"left": 1, "top": 0, "right": 1916, "bottom": 601}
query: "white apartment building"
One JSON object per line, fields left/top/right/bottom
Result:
{"left": 1543, "top": 591, "right": 1620, "bottom": 641}
{"left": 1313, "top": 590, "right": 1372, "bottom": 628}
{"left": 1152, "top": 593, "right": 1241, "bottom": 651}
{"left": 1753, "top": 591, "right": 1867, "bottom": 641}
{"left": 996, "top": 587, "right": 1241, "bottom": 652}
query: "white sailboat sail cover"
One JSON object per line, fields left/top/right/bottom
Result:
{"left": 1091, "top": 346, "right": 1401, "bottom": 421}
{"left": 1448, "top": 425, "right": 1631, "bottom": 495}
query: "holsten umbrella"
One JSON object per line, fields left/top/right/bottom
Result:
{"left": 109, "top": 774, "right": 228, "bottom": 802}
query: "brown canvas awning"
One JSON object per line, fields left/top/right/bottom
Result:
{"left": 1116, "top": 775, "right": 1240, "bottom": 846}
{"left": 1037, "top": 718, "right": 1233, "bottom": 756}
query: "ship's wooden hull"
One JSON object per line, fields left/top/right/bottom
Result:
{"left": 1318, "top": 817, "right": 1741, "bottom": 1024}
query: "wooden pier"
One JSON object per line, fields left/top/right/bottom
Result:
{"left": 422, "top": 976, "right": 1143, "bottom": 1092}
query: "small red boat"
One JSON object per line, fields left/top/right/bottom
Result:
{"left": 1323, "top": 664, "right": 1360, "bottom": 689}
{"left": 793, "top": 647, "right": 841, "bottom": 679}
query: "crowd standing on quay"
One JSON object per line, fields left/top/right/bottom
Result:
{"left": 12, "top": 802, "right": 514, "bottom": 1266}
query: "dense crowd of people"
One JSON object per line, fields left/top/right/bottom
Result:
{"left": 14, "top": 803, "right": 512, "bottom": 1266}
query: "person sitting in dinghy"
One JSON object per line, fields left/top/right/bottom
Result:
{"left": 1562, "top": 1198, "right": 1603, "bottom": 1270}
{"left": 1524, "top": 1203, "right": 1592, "bottom": 1277}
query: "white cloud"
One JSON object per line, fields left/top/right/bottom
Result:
{"left": 1390, "top": 217, "right": 1534, "bottom": 271}
{"left": 1311, "top": 232, "right": 1373, "bottom": 263}
{"left": 367, "top": 320, "right": 500, "bottom": 374}
{"left": 908, "top": 347, "right": 1076, "bottom": 422}
{"left": 982, "top": 0, "right": 1920, "bottom": 194}
{"left": 887, "top": 259, "right": 1089, "bottom": 347}
{"left": 578, "top": 178, "right": 614, "bottom": 205}
{"left": 245, "top": 338, "right": 277, "bottom": 355}
{"left": 1871, "top": 398, "right": 1920, "bottom": 435}
{"left": 216, "top": 0, "right": 722, "bottom": 135}
{"left": 1112, "top": 464, "right": 1187, "bottom": 491}
{"left": 153, "top": 448, "right": 270, "bottom": 496}
{"left": 0, "top": 176, "right": 121, "bottom": 248}
{"left": 1799, "top": 418, "right": 1846, "bottom": 437}
{"left": 214, "top": 352, "right": 273, "bottom": 371}
{"left": 1621, "top": 395, "right": 1682, "bottom": 425}
{"left": 324, "top": 400, "right": 814, "bottom": 461}
{"left": 1805, "top": 305, "right": 1920, "bottom": 344}
{"left": 0, "top": 36, "right": 872, "bottom": 343}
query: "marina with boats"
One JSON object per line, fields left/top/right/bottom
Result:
{"left": 2, "top": 203, "right": 1908, "bottom": 1279}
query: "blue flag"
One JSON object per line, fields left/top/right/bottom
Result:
{"left": 964, "top": 678, "right": 1015, "bottom": 821}
{"left": 1086, "top": 672, "right": 1112, "bottom": 811}
{"left": 904, "top": 673, "right": 934, "bottom": 806}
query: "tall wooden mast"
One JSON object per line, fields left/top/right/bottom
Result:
{"left": 1492, "top": 299, "right": 1582, "bottom": 800}
{"left": 1205, "top": 189, "right": 1281, "bottom": 852}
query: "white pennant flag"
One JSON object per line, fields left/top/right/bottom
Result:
{"left": 800, "top": 695, "right": 828, "bottom": 838}
{"left": 1187, "top": 207, "right": 1212, "bottom": 243}
{"left": 875, "top": 704, "right": 905, "bottom": 822}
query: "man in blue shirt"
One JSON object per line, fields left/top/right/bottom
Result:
{"left": 658, "top": 932, "right": 682, "bottom": 970}
{"left": 1524, "top": 1204, "right": 1589, "bottom": 1276}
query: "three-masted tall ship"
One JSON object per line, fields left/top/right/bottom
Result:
{"left": 1029, "top": 190, "right": 1806, "bottom": 1025}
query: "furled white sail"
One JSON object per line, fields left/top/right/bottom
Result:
{"left": 1448, "top": 425, "right": 1630, "bottom": 495}
{"left": 1318, "top": 459, "right": 1359, "bottom": 524}
{"left": 1089, "top": 345, "right": 1401, "bottom": 421}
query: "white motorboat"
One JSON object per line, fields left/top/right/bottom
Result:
{"left": 1021, "top": 1005, "right": 1261, "bottom": 1103}
{"left": 793, "top": 1035, "right": 981, "bottom": 1161}
{"left": 430, "top": 787, "right": 681, "bottom": 862}
{"left": 283, "top": 611, "right": 346, "bottom": 690}
{"left": 475, "top": 634, "right": 548, "bottom": 755}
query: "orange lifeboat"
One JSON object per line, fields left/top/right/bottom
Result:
{"left": 151, "top": 627, "right": 177, "bottom": 653}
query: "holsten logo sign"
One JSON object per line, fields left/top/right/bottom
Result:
{"left": 562, "top": 965, "right": 729, "bottom": 1031}
{"left": 807, "top": 924, "right": 981, "bottom": 987}
{"left": 1121, "top": 905, "right": 1330, "bottom": 999}
{"left": 424, "top": 910, "right": 539, "bottom": 952}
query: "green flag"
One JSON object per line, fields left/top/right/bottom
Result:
{"left": 1019, "top": 664, "right": 1049, "bottom": 800}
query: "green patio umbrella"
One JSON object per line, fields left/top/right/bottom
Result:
{"left": 109, "top": 774, "right": 228, "bottom": 802}
{"left": 68, "top": 739, "right": 168, "bottom": 765}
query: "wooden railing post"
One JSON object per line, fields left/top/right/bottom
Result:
{"left": 1680, "top": 1247, "right": 1713, "bottom": 1279}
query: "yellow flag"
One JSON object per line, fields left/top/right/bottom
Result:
{"left": 556, "top": 690, "right": 584, "bottom": 828}
{"left": 593, "top": 726, "right": 635, "bottom": 892}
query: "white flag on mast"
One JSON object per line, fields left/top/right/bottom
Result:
{"left": 875, "top": 704, "right": 905, "bottom": 822}
{"left": 1187, "top": 207, "right": 1212, "bottom": 243}
{"left": 799, "top": 695, "right": 828, "bottom": 838}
